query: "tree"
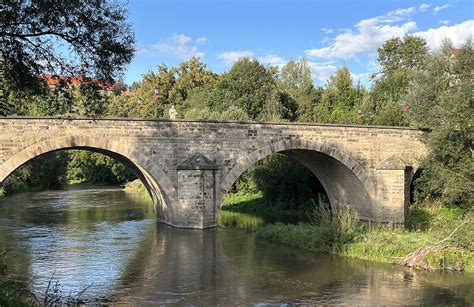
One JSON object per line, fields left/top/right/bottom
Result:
{"left": 169, "top": 57, "right": 216, "bottom": 104}
{"left": 279, "top": 58, "right": 315, "bottom": 122}
{"left": 0, "top": 0, "right": 135, "bottom": 115}
{"left": 251, "top": 153, "right": 325, "bottom": 209}
{"left": 407, "top": 39, "right": 473, "bottom": 208}
{"left": 72, "top": 81, "right": 108, "bottom": 116}
{"left": 208, "top": 58, "right": 285, "bottom": 120}
{"left": 314, "top": 66, "right": 359, "bottom": 124}
{"left": 369, "top": 36, "right": 428, "bottom": 125}
{"left": 67, "top": 150, "right": 135, "bottom": 184}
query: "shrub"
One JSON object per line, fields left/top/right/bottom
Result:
{"left": 406, "top": 206, "right": 431, "bottom": 231}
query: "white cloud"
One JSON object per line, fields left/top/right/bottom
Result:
{"left": 196, "top": 37, "right": 208, "bottom": 45}
{"left": 440, "top": 19, "right": 451, "bottom": 26}
{"left": 351, "top": 72, "right": 371, "bottom": 85}
{"left": 305, "top": 6, "right": 419, "bottom": 60}
{"left": 307, "top": 62, "right": 338, "bottom": 84}
{"left": 321, "top": 27, "right": 334, "bottom": 34}
{"left": 433, "top": 3, "right": 449, "bottom": 14}
{"left": 218, "top": 50, "right": 254, "bottom": 65}
{"left": 304, "top": 4, "right": 473, "bottom": 61}
{"left": 419, "top": 3, "right": 432, "bottom": 12}
{"left": 150, "top": 34, "right": 205, "bottom": 59}
{"left": 414, "top": 20, "right": 474, "bottom": 50}
{"left": 258, "top": 54, "right": 286, "bottom": 67}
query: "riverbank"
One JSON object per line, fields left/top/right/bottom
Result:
{"left": 124, "top": 180, "right": 152, "bottom": 202}
{"left": 256, "top": 206, "right": 473, "bottom": 272}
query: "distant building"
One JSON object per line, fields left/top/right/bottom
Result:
{"left": 40, "top": 75, "right": 125, "bottom": 95}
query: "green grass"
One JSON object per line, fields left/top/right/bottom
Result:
{"left": 221, "top": 192, "right": 313, "bottom": 226}
{"left": 124, "top": 180, "right": 152, "bottom": 202}
{"left": 218, "top": 211, "right": 264, "bottom": 231}
{"left": 342, "top": 226, "right": 436, "bottom": 263}
{"left": 256, "top": 206, "right": 474, "bottom": 272}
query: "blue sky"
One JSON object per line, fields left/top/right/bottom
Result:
{"left": 124, "top": 0, "right": 473, "bottom": 86}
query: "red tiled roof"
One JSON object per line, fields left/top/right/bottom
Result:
{"left": 40, "top": 75, "right": 116, "bottom": 90}
{"left": 451, "top": 48, "right": 462, "bottom": 56}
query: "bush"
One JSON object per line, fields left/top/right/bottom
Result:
{"left": 256, "top": 205, "right": 359, "bottom": 252}
{"left": 405, "top": 206, "right": 431, "bottom": 231}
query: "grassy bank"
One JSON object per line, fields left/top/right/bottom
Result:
{"left": 256, "top": 206, "right": 474, "bottom": 272}
{"left": 124, "top": 179, "right": 152, "bottom": 202}
{"left": 219, "top": 192, "right": 314, "bottom": 229}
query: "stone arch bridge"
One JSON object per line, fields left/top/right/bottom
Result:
{"left": 0, "top": 117, "right": 426, "bottom": 228}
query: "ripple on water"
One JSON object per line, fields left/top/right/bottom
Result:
{"left": 0, "top": 188, "right": 473, "bottom": 305}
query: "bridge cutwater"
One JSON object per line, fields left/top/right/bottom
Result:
{"left": 0, "top": 117, "right": 426, "bottom": 229}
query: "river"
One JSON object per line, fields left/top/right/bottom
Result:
{"left": 0, "top": 187, "right": 472, "bottom": 305}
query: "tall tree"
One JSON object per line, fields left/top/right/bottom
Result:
{"left": 407, "top": 39, "right": 473, "bottom": 208}
{"left": 314, "top": 66, "right": 358, "bottom": 124}
{"left": 208, "top": 58, "right": 284, "bottom": 120}
{"left": 369, "top": 35, "right": 428, "bottom": 125}
{"left": 135, "top": 64, "right": 176, "bottom": 118}
{"left": 279, "top": 58, "right": 315, "bottom": 122}
{"left": 169, "top": 57, "right": 216, "bottom": 104}
{"left": 73, "top": 81, "right": 108, "bottom": 117}
{"left": 0, "top": 0, "right": 135, "bottom": 115}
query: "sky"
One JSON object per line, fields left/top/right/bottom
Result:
{"left": 124, "top": 0, "right": 473, "bottom": 87}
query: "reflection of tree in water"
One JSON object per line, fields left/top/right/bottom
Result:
{"left": 115, "top": 225, "right": 474, "bottom": 305}
{"left": 0, "top": 227, "right": 32, "bottom": 281}
{"left": 2, "top": 188, "right": 472, "bottom": 305}
{"left": 0, "top": 187, "right": 157, "bottom": 298}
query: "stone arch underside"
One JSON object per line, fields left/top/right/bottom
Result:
{"left": 0, "top": 135, "right": 176, "bottom": 223}
{"left": 220, "top": 140, "right": 376, "bottom": 220}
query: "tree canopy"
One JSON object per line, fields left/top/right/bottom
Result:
{"left": 407, "top": 40, "right": 473, "bottom": 208}
{"left": 0, "top": 0, "right": 135, "bottom": 97}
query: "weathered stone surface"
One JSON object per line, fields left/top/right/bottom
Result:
{"left": 0, "top": 117, "right": 427, "bottom": 228}
{"left": 177, "top": 153, "right": 217, "bottom": 170}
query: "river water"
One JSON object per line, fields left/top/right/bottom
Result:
{"left": 0, "top": 187, "right": 472, "bottom": 305}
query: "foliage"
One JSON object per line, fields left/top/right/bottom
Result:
{"left": 73, "top": 81, "right": 108, "bottom": 116}
{"left": 222, "top": 191, "right": 317, "bottom": 225}
{"left": 0, "top": 0, "right": 135, "bottom": 97}
{"left": 169, "top": 57, "right": 216, "bottom": 104}
{"left": 278, "top": 58, "right": 314, "bottom": 121}
{"left": 256, "top": 204, "right": 473, "bottom": 272}
{"left": 256, "top": 206, "right": 359, "bottom": 253}
{"left": 407, "top": 39, "right": 473, "bottom": 208}
{"left": 368, "top": 35, "right": 428, "bottom": 126}
{"left": 2, "top": 152, "right": 68, "bottom": 195}
{"left": 0, "top": 251, "right": 31, "bottom": 306}
{"left": 25, "top": 91, "right": 74, "bottom": 116}
{"left": 314, "top": 66, "right": 367, "bottom": 124}
{"left": 67, "top": 150, "right": 135, "bottom": 185}
{"left": 124, "top": 179, "right": 152, "bottom": 203}
{"left": 106, "top": 93, "right": 141, "bottom": 117}
{"left": 405, "top": 205, "right": 432, "bottom": 231}
{"left": 251, "top": 153, "right": 325, "bottom": 209}
{"left": 207, "top": 58, "right": 290, "bottom": 121}
{"left": 134, "top": 58, "right": 216, "bottom": 118}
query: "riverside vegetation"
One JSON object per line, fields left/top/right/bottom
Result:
{"left": 124, "top": 180, "right": 474, "bottom": 273}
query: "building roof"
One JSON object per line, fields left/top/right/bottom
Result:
{"left": 40, "top": 75, "right": 118, "bottom": 91}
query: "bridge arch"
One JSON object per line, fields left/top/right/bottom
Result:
{"left": 0, "top": 135, "right": 176, "bottom": 222}
{"left": 219, "top": 139, "right": 376, "bottom": 220}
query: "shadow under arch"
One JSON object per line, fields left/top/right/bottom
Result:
{"left": 219, "top": 139, "right": 377, "bottom": 220}
{"left": 0, "top": 135, "right": 176, "bottom": 222}
{"left": 409, "top": 167, "right": 423, "bottom": 204}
